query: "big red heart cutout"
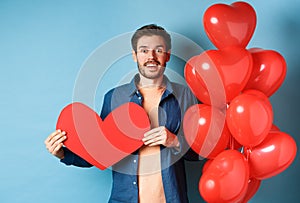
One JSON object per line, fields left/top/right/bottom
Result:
{"left": 203, "top": 1, "right": 257, "bottom": 49}
{"left": 185, "top": 47, "right": 253, "bottom": 107}
{"left": 56, "top": 102, "right": 150, "bottom": 170}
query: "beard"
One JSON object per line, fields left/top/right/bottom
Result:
{"left": 137, "top": 59, "right": 166, "bottom": 79}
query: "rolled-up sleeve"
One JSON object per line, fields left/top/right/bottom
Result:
{"left": 60, "top": 147, "right": 93, "bottom": 167}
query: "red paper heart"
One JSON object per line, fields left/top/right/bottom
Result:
{"left": 244, "top": 49, "right": 287, "bottom": 97}
{"left": 203, "top": 1, "right": 256, "bottom": 49}
{"left": 248, "top": 131, "right": 297, "bottom": 180}
{"left": 56, "top": 102, "right": 150, "bottom": 170}
{"left": 185, "top": 47, "right": 252, "bottom": 107}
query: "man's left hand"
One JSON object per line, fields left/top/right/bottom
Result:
{"left": 142, "top": 126, "right": 180, "bottom": 148}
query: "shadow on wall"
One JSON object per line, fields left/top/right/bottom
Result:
{"left": 185, "top": 160, "right": 206, "bottom": 202}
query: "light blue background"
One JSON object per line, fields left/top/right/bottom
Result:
{"left": 1, "top": 0, "right": 299, "bottom": 202}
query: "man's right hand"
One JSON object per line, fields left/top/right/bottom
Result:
{"left": 44, "top": 129, "right": 67, "bottom": 160}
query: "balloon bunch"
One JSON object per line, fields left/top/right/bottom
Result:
{"left": 183, "top": 2, "right": 297, "bottom": 202}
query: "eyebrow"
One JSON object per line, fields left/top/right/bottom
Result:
{"left": 138, "top": 45, "right": 165, "bottom": 50}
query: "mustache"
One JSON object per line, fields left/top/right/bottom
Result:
{"left": 143, "top": 60, "right": 161, "bottom": 66}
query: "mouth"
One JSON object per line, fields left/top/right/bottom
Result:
{"left": 144, "top": 60, "right": 160, "bottom": 67}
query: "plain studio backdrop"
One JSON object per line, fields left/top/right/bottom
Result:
{"left": 0, "top": 0, "right": 299, "bottom": 202}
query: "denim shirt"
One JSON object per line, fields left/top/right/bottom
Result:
{"left": 61, "top": 74, "right": 199, "bottom": 203}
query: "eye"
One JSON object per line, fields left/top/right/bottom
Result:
{"left": 156, "top": 48, "right": 163, "bottom": 54}
{"left": 140, "top": 49, "right": 148, "bottom": 54}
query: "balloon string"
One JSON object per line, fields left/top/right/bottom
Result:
{"left": 244, "top": 147, "right": 251, "bottom": 161}
{"left": 229, "top": 135, "right": 234, "bottom": 150}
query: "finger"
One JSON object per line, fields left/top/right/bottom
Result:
{"left": 142, "top": 131, "right": 161, "bottom": 142}
{"left": 144, "top": 126, "right": 164, "bottom": 137}
{"left": 48, "top": 135, "right": 66, "bottom": 153}
{"left": 143, "top": 127, "right": 164, "bottom": 140}
{"left": 56, "top": 134, "right": 67, "bottom": 144}
{"left": 53, "top": 143, "right": 64, "bottom": 154}
{"left": 143, "top": 127, "right": 167, "bottom": 142}
{"left": 143, "top": 136, "right": 163, "bottom": 146}
{"left": 48, "top": 131, "right": 66, "bottom": 146}
{"left": 46, "top": 132, "right": 67, "bottom": 151}
{"left": 48, "top": 142, "right": 58, "bottom": 153}
{"left": 148, "top": 141, "right": 163, "bottom": 146}
{"left": 45, "top": 130, "right": 61, "bottom": 144}
{"left": 148, "top": 139, "right": 164, "bottom": 146}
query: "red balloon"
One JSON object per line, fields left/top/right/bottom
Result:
{"left": 185, "top": 54, "right": 225, "bottom": 108}
{"left": 227, "top": 136, "right": 243, "bottom": 151}
{"left": 202, "top": 159, "right": 213, "bottom": 173}
{"left": 239, "top": 178, "right": 261, "bottom": 203}
{"left": 183, "top": 104, "right": 230, "bottom": 158}
{"left": 270, "top": 124, "right": 280, "bottom": 132}
{"left": 226, "top": 92, "right": 273, "bottom": 148}
{"left": 199, "top": 150, "right": 249, "bottom": 203}
{"left": 203, "top": 2, "right": 256, "bottom": 49}
{"left": 244, "top": 49, "right": 287, "bottom": 97}
{"left": 185, "top": 47, "right": 252, "bottom": 108}
{"left": 249, "top": 131, "right": 297, "bottom": 180}
{"left": 243, "top": 89, "right": 272, "bottom": 111}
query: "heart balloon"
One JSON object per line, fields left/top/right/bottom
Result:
{"left": 226, "top": 92, "right": 273, "bottom": 148}
{"left": 239, "top": 178, "right": 261, "bottom": 203}
{"left": 199, "top": 150, "right": 249, "bottom": 203}
{"left": 242, "top": 89, "right": 273, "bottom": 111}
{"left": 185, "top": 47, "right": 252, "bottom": 107}
{"left": 248, "top": 131, "right": 297, "bottom": 180}
{"left": 228, "top": 136, "right": 243, "bottom": 151}
{"left": 202, "top": 159, "right": 213, "bottom": 174}
{"left": 270, "top": 124, "right": 280, "bottom": 132}
{"left": 183, "top": 104, "right": 230, "bottom": 158}
{"left": 203, "top": 1, "right": 257, "bottom": 49}
{"left": 56, "top": 102, "right": 150, "bottom": 170}
{"left": 244, "top": 49, "right": 287, "bottom": 97}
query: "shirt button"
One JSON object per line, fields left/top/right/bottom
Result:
{"left": 138, "top": 97, "right": 142, "bottom": 100}
{"left": 133, "top": 159, "right": 137, "bottom": 163}
{"left": 133, "top": 181, "right": 136, "bottom": 185}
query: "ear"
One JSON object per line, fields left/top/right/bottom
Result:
{"left": 166, "top": 50, "right": 171, "bottom": 62}
{"left": 132, "top": 50, "right": 137, "bottom": 62}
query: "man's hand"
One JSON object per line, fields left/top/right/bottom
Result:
{"left": 44, "top": 129, "right": 67, "bottom": 160}
{"left": 142, "top": 126, "right": 180, "bottom": 148}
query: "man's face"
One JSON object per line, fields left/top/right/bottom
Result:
{"left": 132, "top": 35, "right": 170, "bottom": 80}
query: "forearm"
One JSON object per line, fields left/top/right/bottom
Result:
{"left": 60, "top": 147, "right": 93, "bottom": 168}
{"left": 176, "top": 131, "right": 201, "bottom": 161}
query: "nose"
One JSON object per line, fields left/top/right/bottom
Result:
{"left": 148, "top": 49, "right": 157, "bottom": 59}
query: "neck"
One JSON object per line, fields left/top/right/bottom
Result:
{"left": 138, "top": 74, "right": 164, "bottom": 88}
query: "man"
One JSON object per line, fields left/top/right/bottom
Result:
{"left": 45, "top": 24, "right": 199, "bottom": 203}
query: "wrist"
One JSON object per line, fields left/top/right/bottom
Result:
{"left": 172, "top": 136, "right": 180, "bottom": 149}
{"left": 56, "top": 149, "right": 65, "bottom": 160}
